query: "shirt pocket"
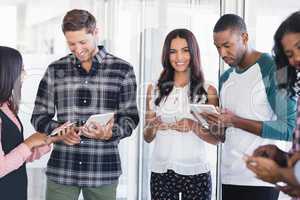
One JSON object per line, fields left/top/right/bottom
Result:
{"left": 100, "top": 84, "right": 120, "bottom": 111}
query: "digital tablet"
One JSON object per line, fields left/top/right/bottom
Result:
{"left": 85, "top": 112, "right": 114, "bottom": 126}
{"left": 190, "top": 104, "right": 219, "bottom": 114}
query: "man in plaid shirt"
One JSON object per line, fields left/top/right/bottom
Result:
{"left": 31, "top": 9, "right": 139, "bottom": 200}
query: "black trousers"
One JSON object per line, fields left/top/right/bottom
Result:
{"left": 151, "top": 170, "right": 211, "bottom": 200}
{"left": 222, "top": 184, "right": 279, "bottom": 200}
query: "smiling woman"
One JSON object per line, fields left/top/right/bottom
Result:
{"left": 169, "top": 37, "right": 191, "bottom": 73}
{"left": 281, "top": 33, "right": 300, "bottom": 70}
{"left": 143, "top": 28, "right": 219, "bottom": 200}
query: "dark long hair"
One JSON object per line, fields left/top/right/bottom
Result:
{"left": 155, "top": 28, "right": 206, "bottom": 106}
{"left": 273, "top": 11, "right": 300, "bottom": 96}
{"left": 0, "top": 46, "right": 23, "bottom": 114}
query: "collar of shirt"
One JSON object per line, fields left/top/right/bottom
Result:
{"left": 69, "top": 45, "right": 108, "bottom": 71}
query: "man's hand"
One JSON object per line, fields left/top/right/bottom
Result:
{"left": 253, "top": 144, "right": 288, "bottom": 167}
{"left": 201, "top": 108, "right": 235, "bottom": 127}
{"left": 50, "top": 122, "right": 80, "bottom": 145}
{"left": 80, "top": 118, "right": 114, "bottom": 140}
{"left": 200, "top": 109, "right": 234, "bottom": 142}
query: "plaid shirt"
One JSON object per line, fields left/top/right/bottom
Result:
{"left": 31, "top": 46, "right": 139, "bottom": 187}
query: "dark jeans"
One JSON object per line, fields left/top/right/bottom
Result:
{"left": 222, "top": 184, "right": 279, "bottom": 200}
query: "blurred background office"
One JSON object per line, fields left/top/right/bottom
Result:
{"left": 0, "top": 0, "right": 299, "bottom": 199}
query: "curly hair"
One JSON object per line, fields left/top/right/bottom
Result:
{"left": 273, "top": 11, "right": 300, "bottom": 96}
{"left": 213, "top": 14, "right": 247, "bottom": 34}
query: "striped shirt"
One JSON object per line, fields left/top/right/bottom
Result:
{"left": 31, "top": 46, "right": 139, "bottom": 187}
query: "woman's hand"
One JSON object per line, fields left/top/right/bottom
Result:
{"left": 245, "top": 156, "right": 282, "bottom": 184}
{"left": 144, "top": 111, "right": 165, "bottom": 142}
{"left": 23, "top": 132, "right": 49, "bottom": 150}
{"left": 169, "top": 118, "right": 196, "bottom": 132}
{"left": 277, "top": 184, "right": 300, "bottom": 197}
{"left": 253, "top": 144, "right": 288, "bottom": 167}
{"left": 288, "top": 152, "right": 300, "bottom": 167}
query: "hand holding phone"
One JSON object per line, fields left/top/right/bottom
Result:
{"left": 49, "top": 122, "right": 80, "bottom": 145}
{"left": 50, "top": 122, "right": 76, "bottom": 137}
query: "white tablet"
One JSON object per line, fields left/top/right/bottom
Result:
{"left": 85, "top": 112, "right": 114, "bottom": 126}
{"left": 190, "top": 104, "right": 219, "bottom": 114}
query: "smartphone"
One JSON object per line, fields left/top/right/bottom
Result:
{"left": 231, "top": 150, "right": 251, "bottom": 162}
{"left": 50, "top": 122, "right": 76, "bottom": 137}
{"left": 275, "top": 182, "right": 287, "bottom": 187}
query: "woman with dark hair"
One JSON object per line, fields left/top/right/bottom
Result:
{"left": 144, "top": 29, "right": 219, "bottom": 199}
{"left": 0, "top": 46, "right": 52, "bottom": 200}
{"left": 246, "top": 11, "right": 300, "bottom": 198}
{"left": 274, "top": 11, "right": 300, "bottom": 97}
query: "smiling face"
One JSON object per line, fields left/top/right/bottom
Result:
{"left": 169, "top": 37, "right": 191, "bottom": 73}
{"left": 281, "top": 32, "right": 300, "bottom": 70}
{"left": 213, "top": 29, "right": 247, "bottom": 67}
{"left": 64, "top": 28, "right": 98, "bottom": 63}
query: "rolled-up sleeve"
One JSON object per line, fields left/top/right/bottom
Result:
{"left": 112, "top": 67, "right": 139, "bottom": 140}
{"left": 31, "top": 66, "right": 60, "bottom": 135}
